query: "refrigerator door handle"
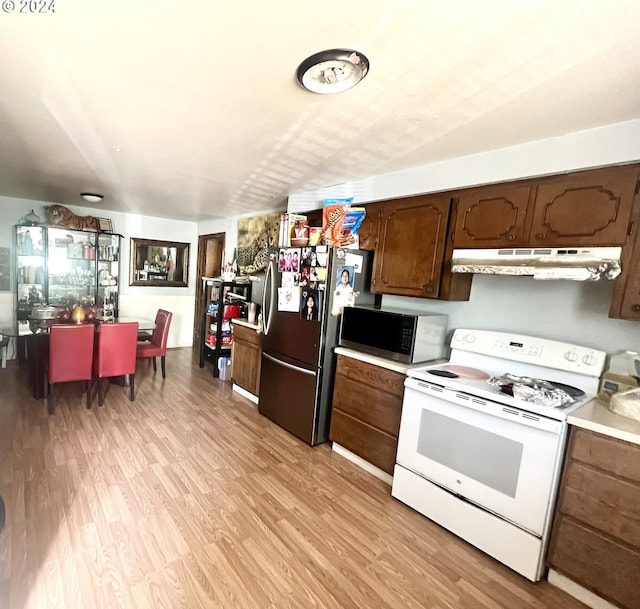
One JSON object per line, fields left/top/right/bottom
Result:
{"left": 263, "top": 352, "right": 316, "bottom": 377}
{"left": 263, "top": 259, "right": 277, "bottom": 336}
{"left": 262, "top": 259, "right": 271, "bottom": 335}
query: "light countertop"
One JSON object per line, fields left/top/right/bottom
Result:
{"left": 334, "top": 346, "right": 444, "bottom": 375}
{"left": 568, "top": 399, "right": 640, "bottom": 445}
{"left": 231, "top": 318, "right": 260, "bottom": 331}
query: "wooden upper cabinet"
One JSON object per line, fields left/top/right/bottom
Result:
{"left": 452, "top": 164, "right": 639, "bottom": 249}
{"left": 372, "top": 194, "right": 451, "bottom": 298}
{"left": 303, "top": 208, "right": 323, "bottom": 229}
{"left": 610, "top": 180, "right": 640, "bottom": 321}
{"left": 530, "top": 165, "right": 639, "bottom": 247}
{"left": 454, "top": 184, "right": 533, "bottom": 248}
{"left": 357, "top": 202, "right": 383, "bottom": 250}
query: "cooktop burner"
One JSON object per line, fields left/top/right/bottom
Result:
{"left": 427, "top": 369, "right": 458, "bottom": 378}
{"left": 426, "top": 365, "right": 491, "bottom": 380}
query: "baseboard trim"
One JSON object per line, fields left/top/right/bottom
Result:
{"left": 232, "top": 384, "right": 259, "bottom": 405}
{"left": 331, "top": 443, "right": 393, "bottom": 485}
{"left": 547, "top": 569, "right": 617, "bottom": 609}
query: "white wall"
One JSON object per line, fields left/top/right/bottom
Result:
{"left": 0, "top": 197, "right": 198, "bottom": 349}
{"left": 382, "top": 277, "right": 640, "bottom": 356}
{"left": 287, "top": 120, "right": 640, "bottom": 357}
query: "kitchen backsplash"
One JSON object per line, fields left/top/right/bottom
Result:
{"left": 382, "top": 274, "right": 640, "bottom": 357}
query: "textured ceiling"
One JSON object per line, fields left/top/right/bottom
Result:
{"left": 0, "top": 0, "right": 638, "bottom": 222}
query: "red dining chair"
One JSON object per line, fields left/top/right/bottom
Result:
{"left": 95, "top": 321, "right": 139, "bottom": 406}
{"left": 136, "top": 309, "right": 172, "bottom": 378}
{"left": 44, "top": 323, "right": 95, "bottom": 415}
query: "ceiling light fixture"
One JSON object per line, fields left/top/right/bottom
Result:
{"left": 81, "top": 193, "right": 104, "bottom": 203}
{"left": 296, "top": 49, "right": 370, "bottom": 94}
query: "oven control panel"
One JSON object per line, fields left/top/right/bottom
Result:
{"left": 450, "top": 329, "right": 606, "bottom": 375}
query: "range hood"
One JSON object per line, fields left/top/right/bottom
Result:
{"left": 451, "top": 247, "right": 622, "bottom": 281}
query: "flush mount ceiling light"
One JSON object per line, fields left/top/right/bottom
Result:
{"left": 296, "top": 49, "right": 370, "bottom": 94}
{"left": 81, "top": 193, "right": 104, "bottom": 203}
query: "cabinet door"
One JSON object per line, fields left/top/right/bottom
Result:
{"left": 96, "top": 233, "right": 120, "bottom": 313}
{"left": 610, "top": 201, "right": 640, "bottom": 320}
{"left": 454, "top": 184, "right": 533, "bottom": 248}
{"left": 231, "top": 338, "right": 261, "bottom": 395}
{"left": 15, "top": 226, "right": 46, "bottom": 320}
{"left": 372, "top": 194, "right": 451, "bottom": 297}
{"left": 529, "top": 165, "right": 639, "bottom": 246}
{"left": 357, "top": 202, "right": 383, "bottom": 250}
{"left": 47, "top": 227, "right": 97, "bottom": 308}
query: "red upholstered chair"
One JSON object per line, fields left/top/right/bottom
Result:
{"left": 95, "top": 321, "right": 139, "bottom": 405}
{"left": 44, "top": 323, "right": 95, "bottom": 414}
{"left": 136, "top": 309, "right": 172, "bottom": 378}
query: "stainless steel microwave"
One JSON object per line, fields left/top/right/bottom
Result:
{"left": 339, "top": 306, "right": 448, "bottom": 363}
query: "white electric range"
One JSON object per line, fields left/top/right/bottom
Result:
{"left": 392, "top": 328, "right": 606, "bottom": 582}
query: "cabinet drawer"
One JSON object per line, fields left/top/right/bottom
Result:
{"left": 232, "top": 322, "right": 262, "bottom": 347}
{"left": 332, "top": 373, "right": 402, "bottom": 437}
{"left": 570, "top": 427, "right": 640, "bottom": 483}
{"left": 336, "top": 355, "right": 405, "bottom": 395}
{"left": 329, "top": 410, "right": 398, "bottom": 475}
{"left": 549, "top": 515, "right": 640, "bottom": 609}
{"left": 559, "top": 460, "right": 640, "bottom": 549}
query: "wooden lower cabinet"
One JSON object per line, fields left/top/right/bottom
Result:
{"left": 548, "top": 427, "right": 640, "bottom": 609}
{"left": 329, "top": 355, "right": 405, "bottom": 475}
{"left": 230, "top": 323, "right": 263, "bottom": 397}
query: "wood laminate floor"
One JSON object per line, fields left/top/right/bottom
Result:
{"left": 0, "top": 348, "right": 587, "bottom": 609}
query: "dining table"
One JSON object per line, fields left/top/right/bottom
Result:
{"left": 0, "top": 317, "right": 156, "bottom": 399}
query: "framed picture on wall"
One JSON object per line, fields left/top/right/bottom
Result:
{"left": 98, "top": 218, "right": 113, "bottom": 232}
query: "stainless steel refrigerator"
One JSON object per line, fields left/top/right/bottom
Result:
{"left": 258, "top": 246, "right": 375, "bottom": 445}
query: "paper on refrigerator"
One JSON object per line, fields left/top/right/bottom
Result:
{"left": 278, "top": 287, "right": 300, "bottom": 312}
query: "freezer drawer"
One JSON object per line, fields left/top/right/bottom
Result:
{"left": 258, "top": 352, "right": 319, "bottom": 444}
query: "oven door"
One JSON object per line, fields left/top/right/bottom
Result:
{"left": 396, "top": 378, "right": 566, "bottom": 536}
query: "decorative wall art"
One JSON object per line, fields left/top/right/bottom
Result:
{"left": 236, "top": 212, "right": 281, "bottom": 275}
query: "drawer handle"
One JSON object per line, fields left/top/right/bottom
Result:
{"left": 507, "top": 234, "right": 515, "bottom": 241}
{"left": 633, "top": 304, "right": 640, "bottom": 312}
{"left": 535, "top": 232, "right": 546, "bottom": 240}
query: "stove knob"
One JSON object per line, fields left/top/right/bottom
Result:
{"left": 564, "top": 350, "right": 579, "bottom": 363}
{"left": 582, "top": 353, "right": 597, "bottom": 366}
{"left": 465, "top": 333, "right": 476, "bottom": 343}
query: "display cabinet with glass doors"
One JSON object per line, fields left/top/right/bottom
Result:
{"left": 15, "top": 225, "right": 121, "bottom": 320}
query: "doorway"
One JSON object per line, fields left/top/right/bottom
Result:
{"left": 193, "top": 233, "right": 225, "bottom": 347}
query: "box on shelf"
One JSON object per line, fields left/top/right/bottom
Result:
{"left": 207, "top": 334, "right": 233, "bottom": 346}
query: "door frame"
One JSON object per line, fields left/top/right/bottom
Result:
{"left": 193, "top": 233, "right": 225, "bottom": 347}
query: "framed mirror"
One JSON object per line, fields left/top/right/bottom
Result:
{"left": 129, "top": 238, "right": 190, "bottom": 287}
